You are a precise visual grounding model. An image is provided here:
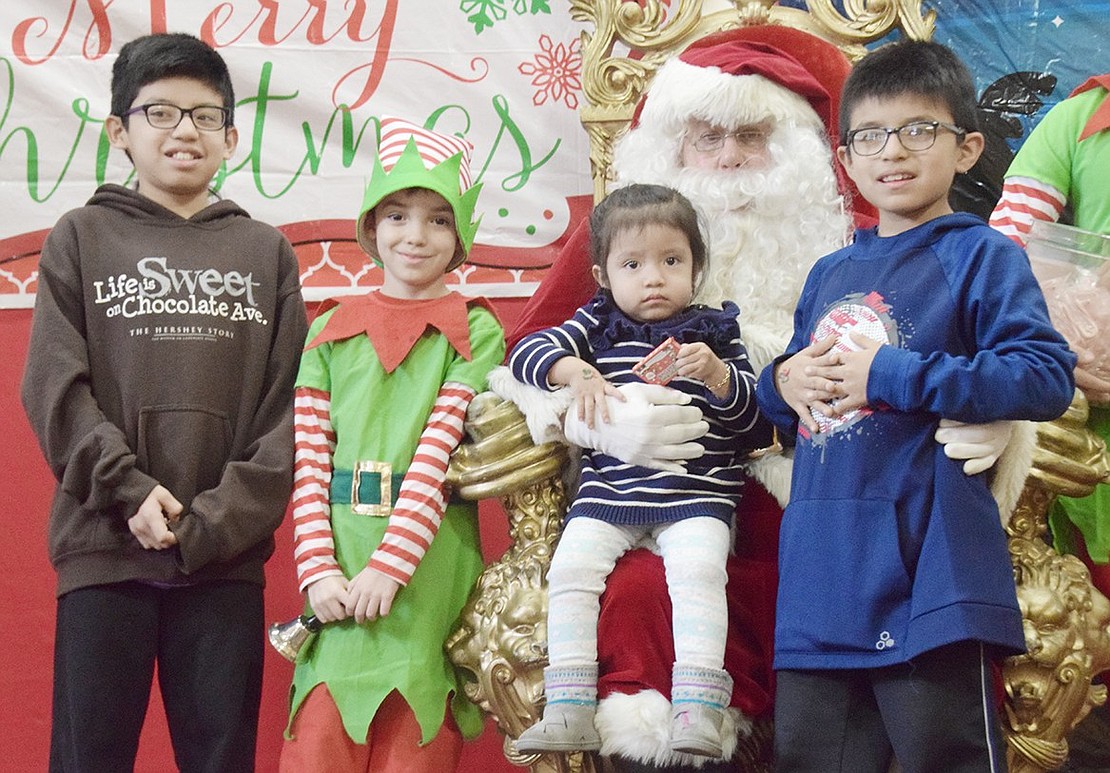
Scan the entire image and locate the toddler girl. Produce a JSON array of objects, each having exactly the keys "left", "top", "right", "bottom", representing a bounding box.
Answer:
[{"left": 510, "top": 183, "right": 769, "bottom": 758}]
